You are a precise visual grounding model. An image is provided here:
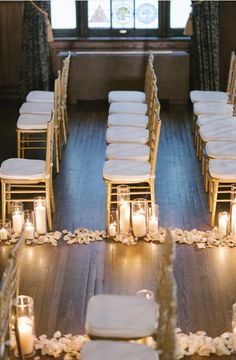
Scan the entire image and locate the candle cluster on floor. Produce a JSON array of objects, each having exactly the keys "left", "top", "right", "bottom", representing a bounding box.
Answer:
[
  {"left": 2, "top": 226, "right": 236, "bottom": 248},
  {"left": 30, "top": 329, "right": 236, "bottom": 359}
]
